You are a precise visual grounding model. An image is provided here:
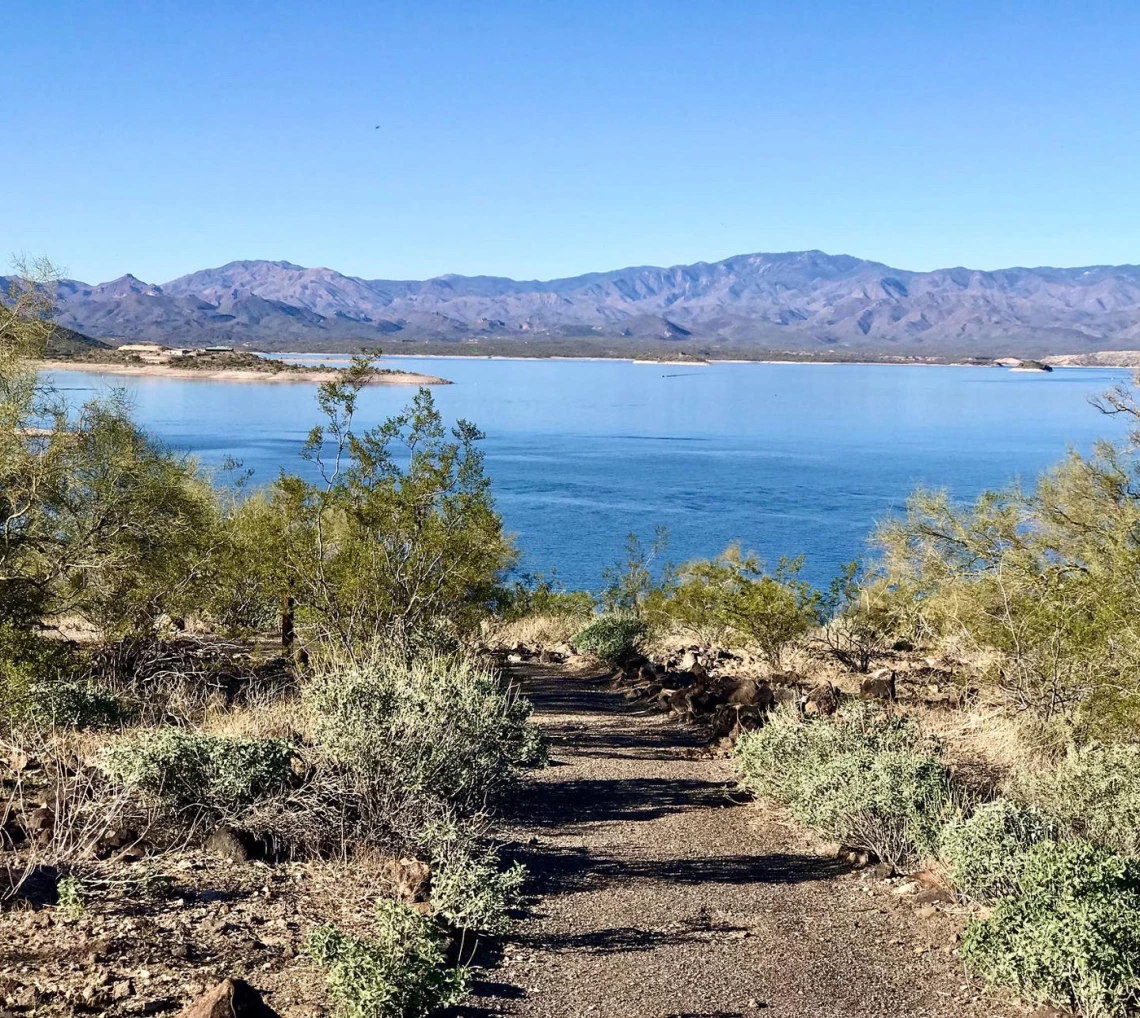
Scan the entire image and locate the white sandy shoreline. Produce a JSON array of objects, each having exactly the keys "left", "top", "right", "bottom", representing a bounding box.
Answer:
[{"left": 39, "top": 360, "right": 450, "bottom": 385}]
